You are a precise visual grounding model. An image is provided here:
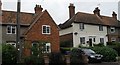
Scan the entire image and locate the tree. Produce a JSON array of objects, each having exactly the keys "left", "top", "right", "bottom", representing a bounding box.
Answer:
[{"left": 2, "top": 44, "right": 17, "bottom": 64}]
